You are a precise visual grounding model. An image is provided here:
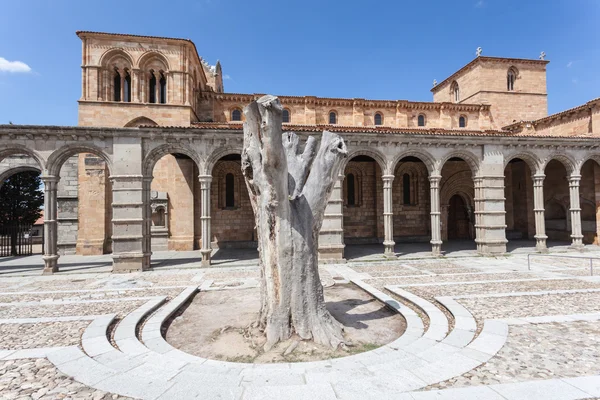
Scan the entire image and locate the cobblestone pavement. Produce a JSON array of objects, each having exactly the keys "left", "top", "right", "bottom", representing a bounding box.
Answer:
[
  {"left": 2, "top": 249, "right": 600, "bottom": 398},
  {"left": 0, "top": 358, "right": 132, "bottom": 399},
  {"left": 426, "top": 321, "right": 600, "bottom": 389}
]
